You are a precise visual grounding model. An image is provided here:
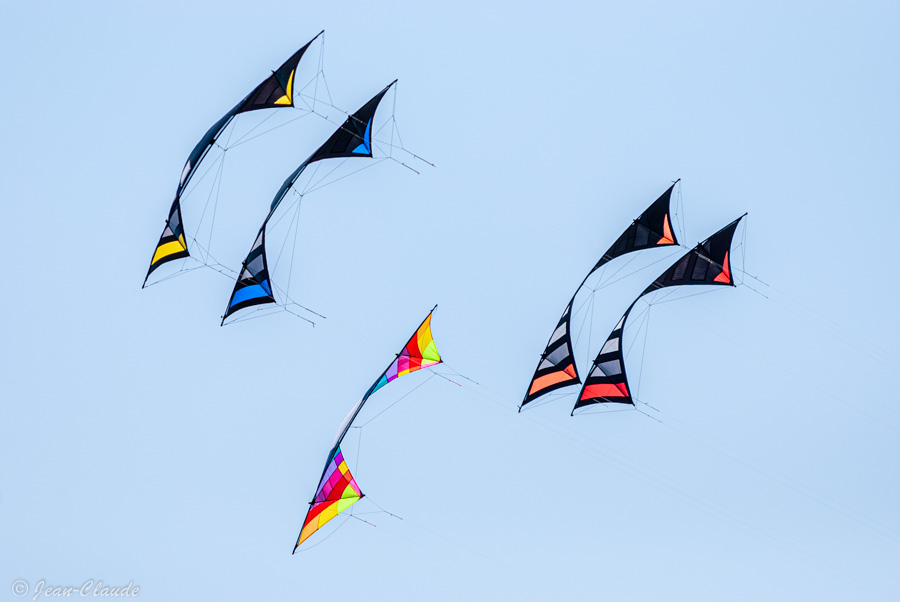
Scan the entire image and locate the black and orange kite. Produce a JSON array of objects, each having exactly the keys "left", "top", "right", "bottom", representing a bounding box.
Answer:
[{"left": 520, "top": 183, "right": 680, "bottom": 410}]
